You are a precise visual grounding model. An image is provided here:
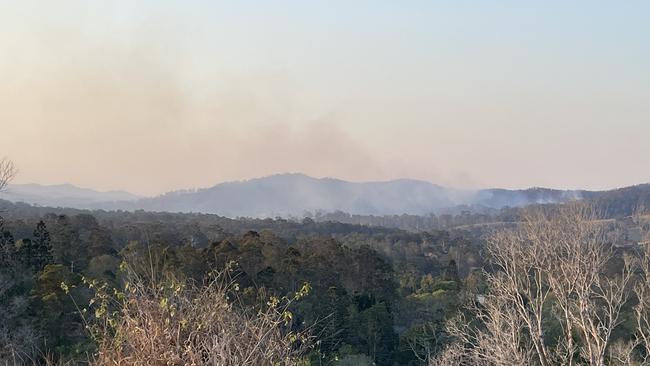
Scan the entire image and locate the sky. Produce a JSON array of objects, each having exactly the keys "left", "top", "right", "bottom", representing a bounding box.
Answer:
[{"left": 0, "top": 1, "right": 648, "bottom": 196}]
